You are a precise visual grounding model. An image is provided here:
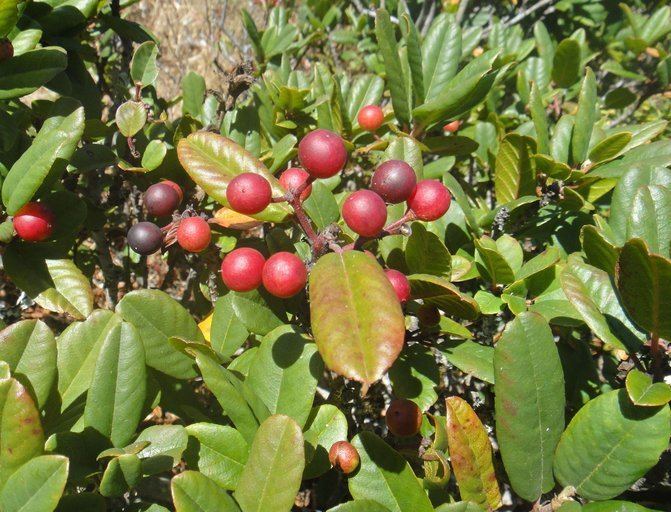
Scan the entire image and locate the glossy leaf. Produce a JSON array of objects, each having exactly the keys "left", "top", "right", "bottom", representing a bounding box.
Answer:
[
  {"left": 303, "top": 405, "right": 348, "bottom": 479},
  {"left": 116, "top": 289, "right": 204, "bottom": 379},
  {"left": 99, "top": 453, "right": 141, "bottom": 497},
  {"left": 303, "top": 181, "right": 340, "bottom": 231},
  {"left": 405, "top": 223, "right": 451, "bottom": 278},
  {"left": 440, "top": 340, "right": 494, "bottom": 384},
  {"left": 0, "top": 455, "right": 68, "bottom": 512},
  {"left": 408, "top": 274, "right": 480, "bottom": 320},
  {"left": 84, "top": 322, "right": 147, "bottom": 447},
  {"left": 554, "top": 389, "right": 671, "bottom": 500},
  {"left": 130, "top": 41, "right": 159, "bottom": 88},
  {"left": 348, "top": 432, "right": 434, "bottom": 512},
  {"left": 172, "top": 471, "right": 240, "bottom": 512},
  {"left": 346, "top": 75, "right": 385, "bottom": 123},
  {"left": 384, "top": 136, "right": 423, "bottom": 177},
  {"left": 0, "top": 47, "right": 67, "bottom": 99},
  {"left": 494, "top": 134, "right": 536, "bottom": 205},
  {"left": 0, "top": 0, "right": 18, "bottom": 37},
  {"left": 494, "top": 312, "right": 564, "bottom": 502},
  {"left": 136, "top": 424, "right": 188, "bottom": 474},
  {"left": 328, "top": 501, "right": 391, "bottom": 512},
  {"left": 552, "top": 39, "right": 581, "bottom": 87},
  {"left": 389, "top": 344, "right": 440, "bottom": 411},
  {"left": 210, "top": 294, "right": 249, "bottom": 359},
  {"left": 625, "top": 369, "right": 671, "bottom": 407},
  {"left": 116, "top": 101, "right": 147, "bottom": 137},
  {"left": 234, "top": 415, "right": 305, "bottom": 512},
  {"left": 588, "top": 132, "right": 632, "bottom": 165},
  {"left": 422, "top": 14, "right": 461, "bottom": 102},
  {"left": 309, "top": 251, "right": 405, "bottom": 387},
  {"left": 625, "top": 185, "right": 671, "bottom": 257},
  {"left": 581, "top": 225, "right": 618, "bottom": 275},
  {"left": 0, "top": 319, "right": 56, "bottom": 409},
  {"left": 529, "top": 82, "right": 549, "bottom": 154},
  {"left": 571, "top": 68, "right": 598, "bottom": 164},
  {"left": 445, "top": 397, "right": 501, "bottom": 510},
  {"left": 177, "top": 132, "right": 291, "bottom": 222}
]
